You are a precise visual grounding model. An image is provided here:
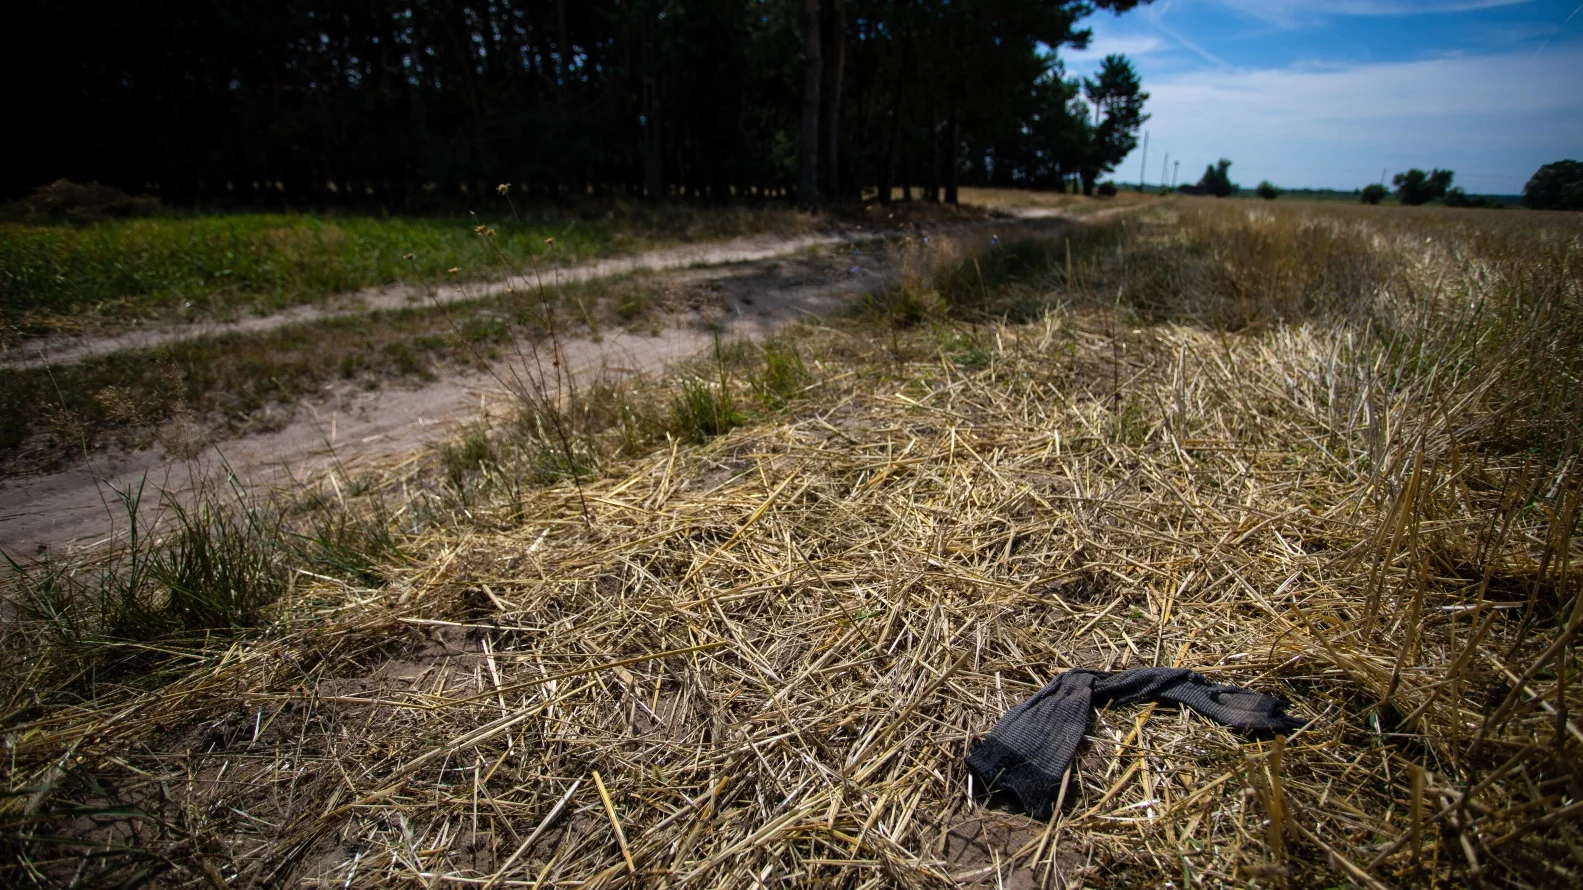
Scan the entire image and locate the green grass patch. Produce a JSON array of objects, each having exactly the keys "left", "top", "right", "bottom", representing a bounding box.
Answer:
[
  {"left": 750, "top": 340, "right": 810, "bottom": 408},
  {"left": 671, "top": 377, "right": 742, "bottom": 442},
  {"left": 0, "top": 213, "right": 625, "bottom": 339},
  {"left": 0, "top": 269, "right": 706, "bottom": 468},
  {"left": 0, "top": 200, "right": 809, "bottom": 344},
  {"left": 0, "top": 301, "right": 521, "bottom": 465}
]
